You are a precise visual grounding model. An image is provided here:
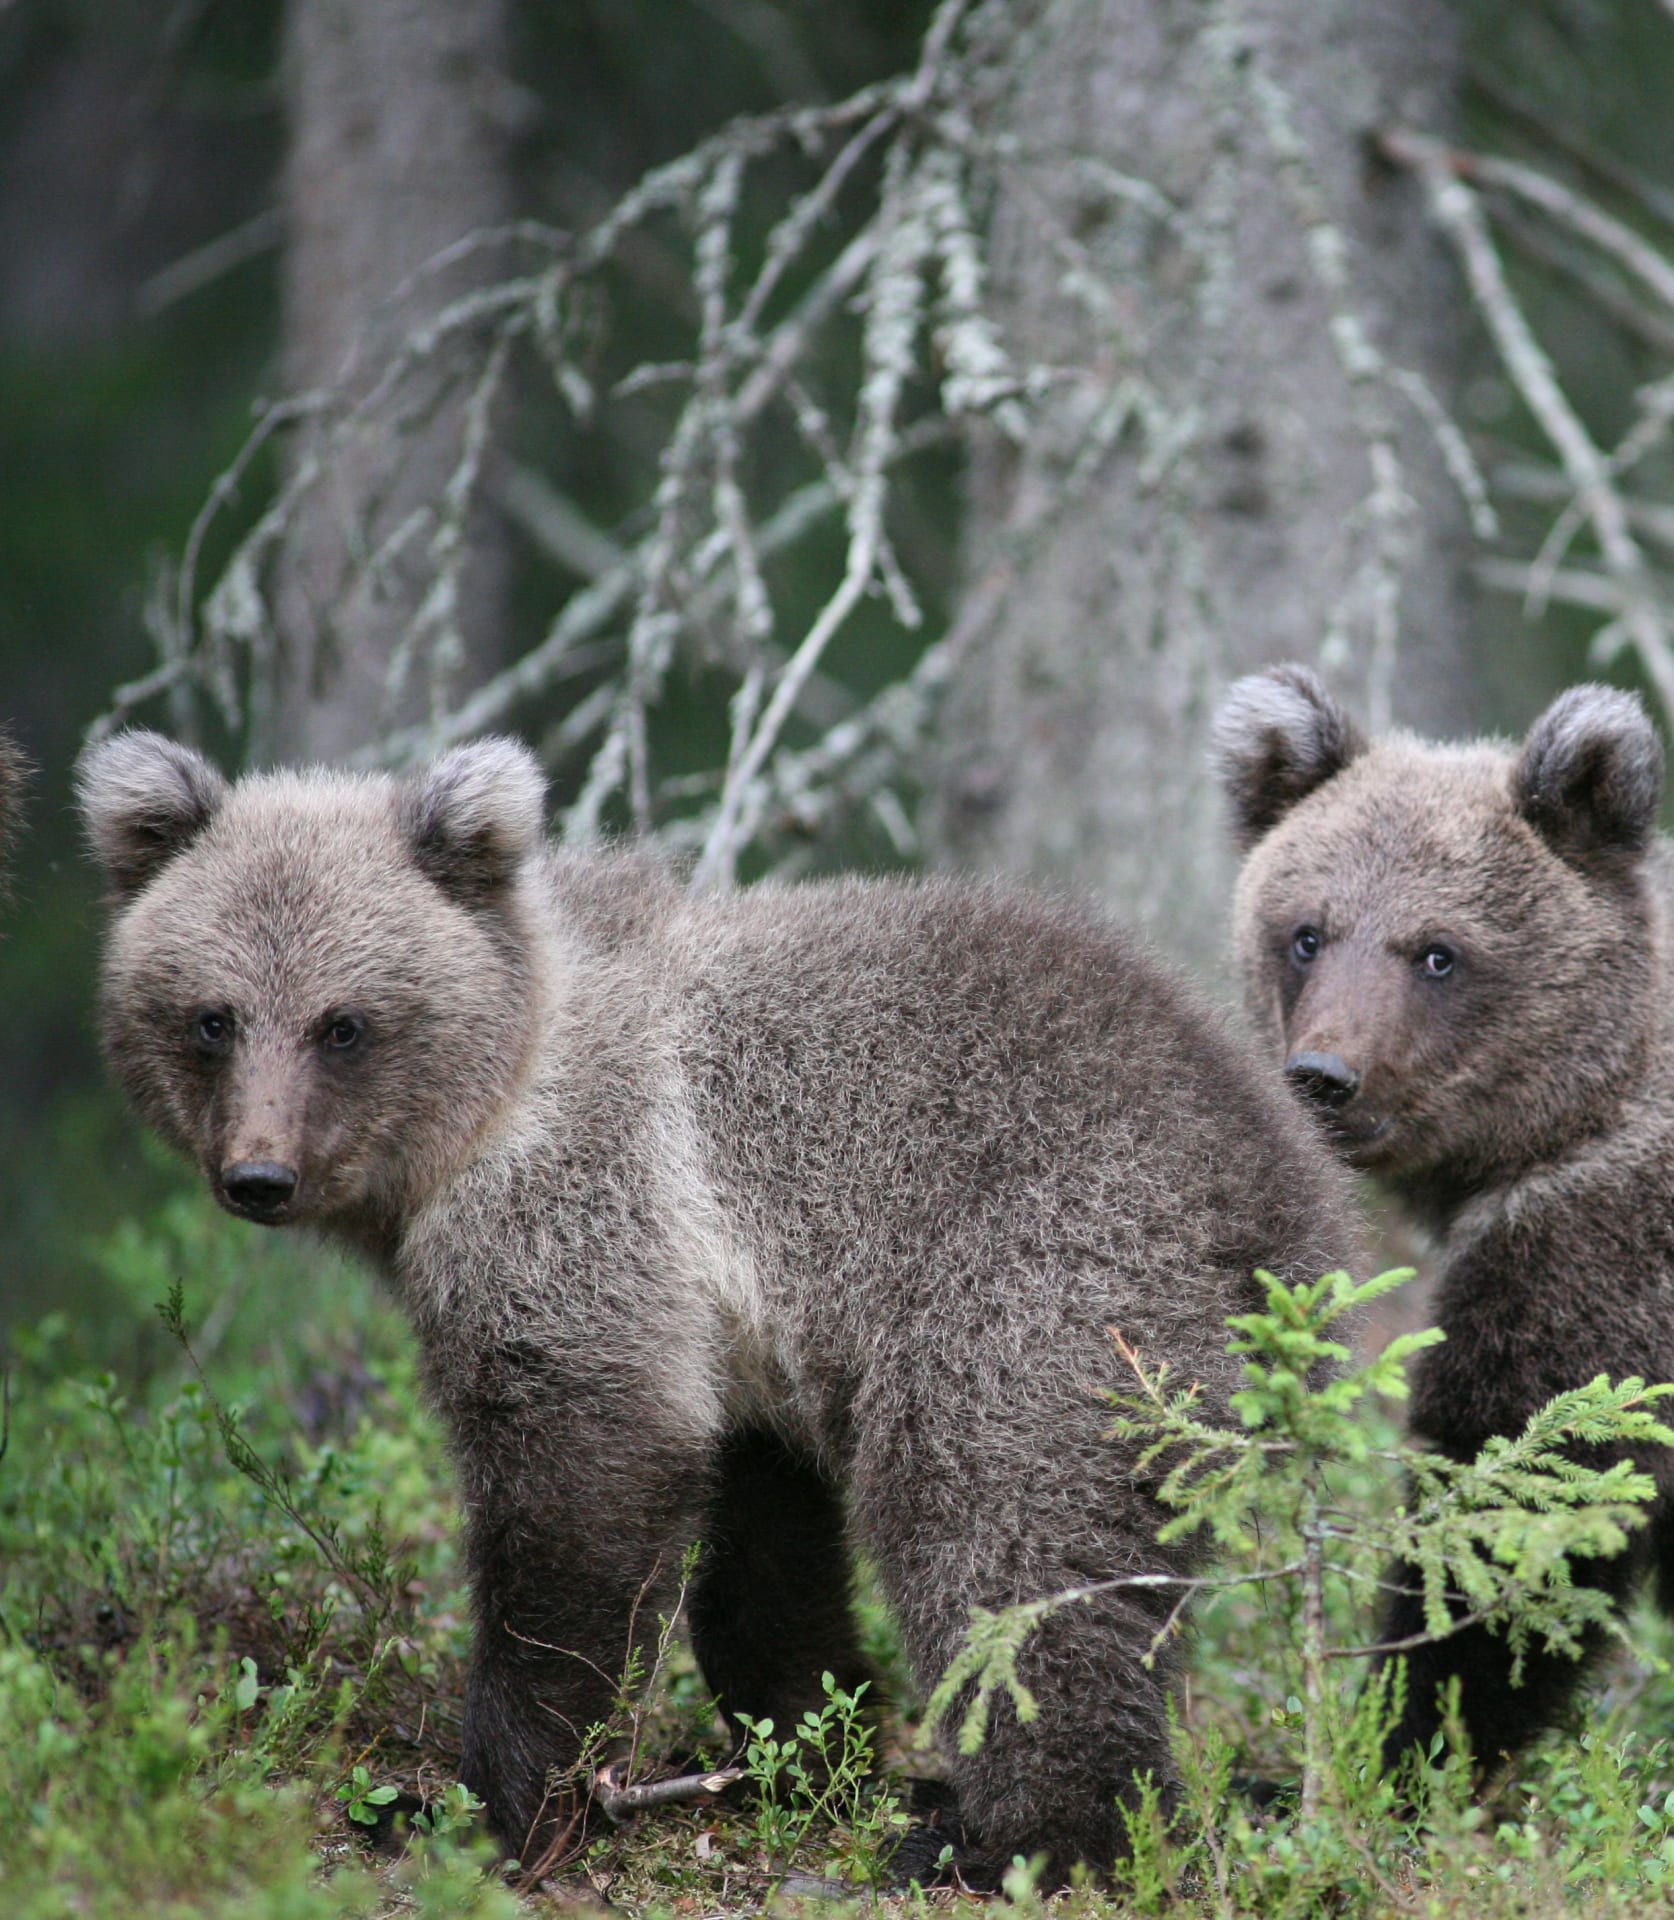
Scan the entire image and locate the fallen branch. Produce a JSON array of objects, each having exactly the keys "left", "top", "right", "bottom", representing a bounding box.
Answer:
[{"left": 592, "top": 1762, "right": 745, "bottom": 1824}]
